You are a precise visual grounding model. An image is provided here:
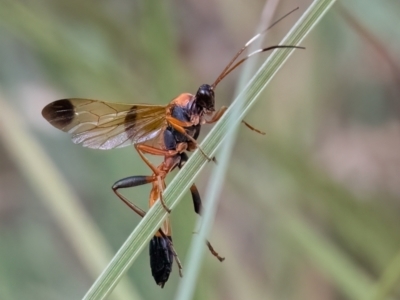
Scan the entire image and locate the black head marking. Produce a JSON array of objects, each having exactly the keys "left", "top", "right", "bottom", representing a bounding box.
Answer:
[{"left": 195, "top": 84, "right": 215, "bottom": 111}]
